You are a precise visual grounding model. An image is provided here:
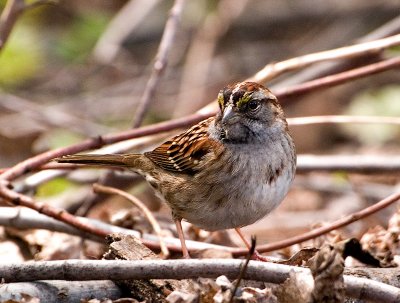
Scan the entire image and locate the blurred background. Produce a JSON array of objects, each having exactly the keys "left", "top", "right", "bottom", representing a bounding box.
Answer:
[{"left": 1, "top": 0, "right": 400, "bottom": 260}]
